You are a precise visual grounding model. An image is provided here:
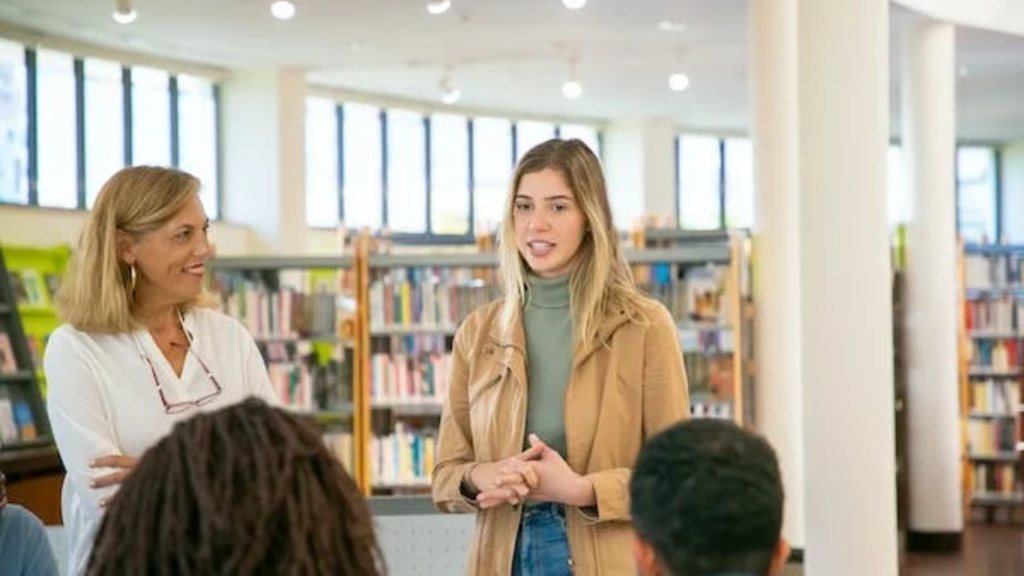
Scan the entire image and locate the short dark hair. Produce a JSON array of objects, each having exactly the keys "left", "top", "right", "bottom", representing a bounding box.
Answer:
[
  {"left": 85, "top": 398, "right": 386, "bottom": 576},
  {"left": 630, "top": 419, "right": 785, "bottom": 576}
]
